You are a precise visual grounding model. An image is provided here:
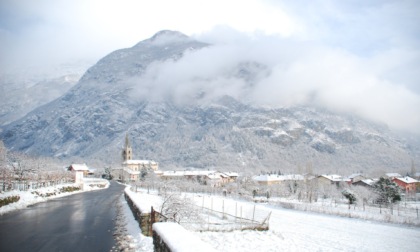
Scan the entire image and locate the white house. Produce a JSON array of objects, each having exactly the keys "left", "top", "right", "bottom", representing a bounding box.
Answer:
[
  {"left": 317, "top": 174, "right": 350, "bottom": 186},
  {"left": 253, "top": 174, "right": 305, "bottom": 185},
  {"left": 68, "top": 163, "right": 89, "bottom": 183},
  {"left": 159, "top": 170, "right": 238, "bottom": 187}
]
